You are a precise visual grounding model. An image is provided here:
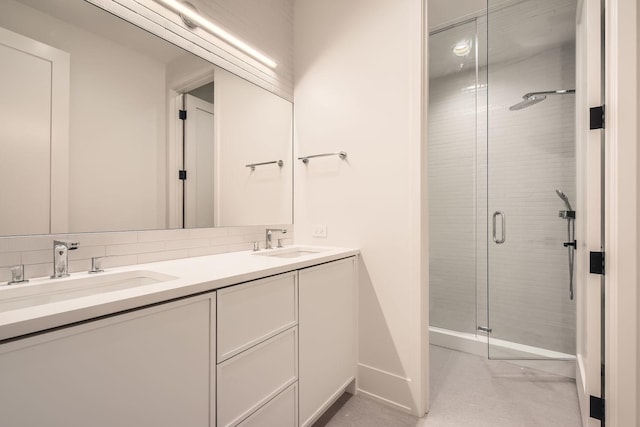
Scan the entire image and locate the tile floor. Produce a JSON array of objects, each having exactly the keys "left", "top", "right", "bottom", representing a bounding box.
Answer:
[{"left": 314, "top": 345, "right": 582, "bottom": 427}]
